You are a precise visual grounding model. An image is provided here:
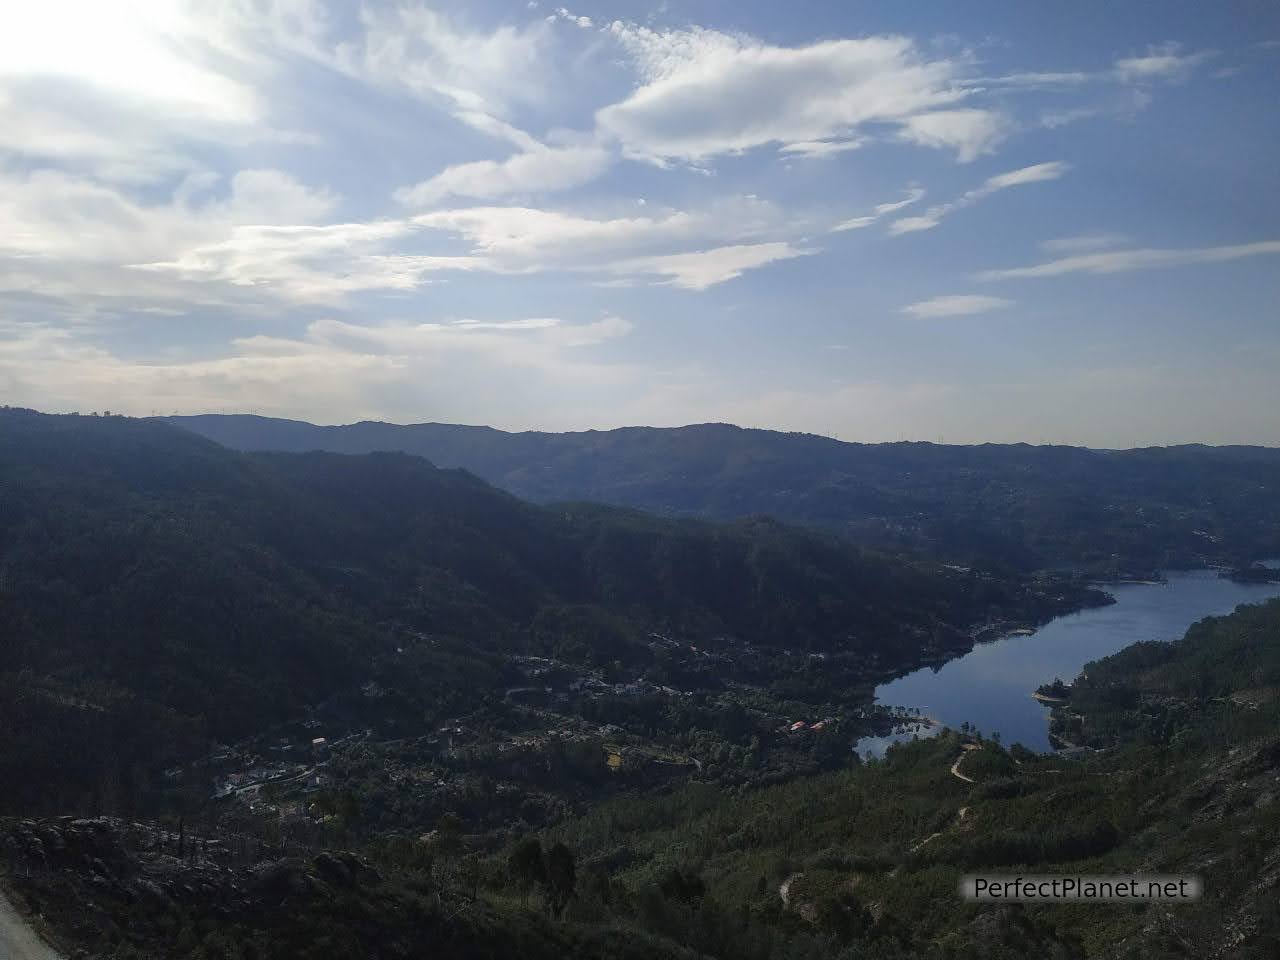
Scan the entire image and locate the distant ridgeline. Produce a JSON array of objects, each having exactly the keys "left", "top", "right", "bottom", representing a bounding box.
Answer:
[
  {"left": 169, "top": 414, "right": 1280, "bottom": 577},
  {"left": 0, "top": 408, "right": 1087, "bottom": 816}
]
